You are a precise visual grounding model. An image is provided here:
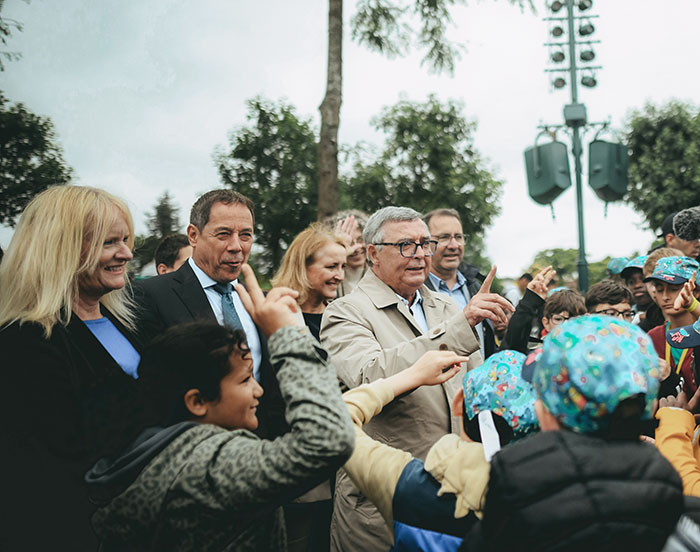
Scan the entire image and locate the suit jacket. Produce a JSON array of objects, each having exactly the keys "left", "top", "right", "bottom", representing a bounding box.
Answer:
[
  {"left": 320, "top": 269, "right": 482, "bottom": 551},
  {"left": 0, "top": 307, "right": 141, "bottom": 551},
  {"left": 423, "top": 261, "right": 498, "bottom": 359},
  {"left": 134, "top": 261, "right": 285, "bottom": 438}
]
